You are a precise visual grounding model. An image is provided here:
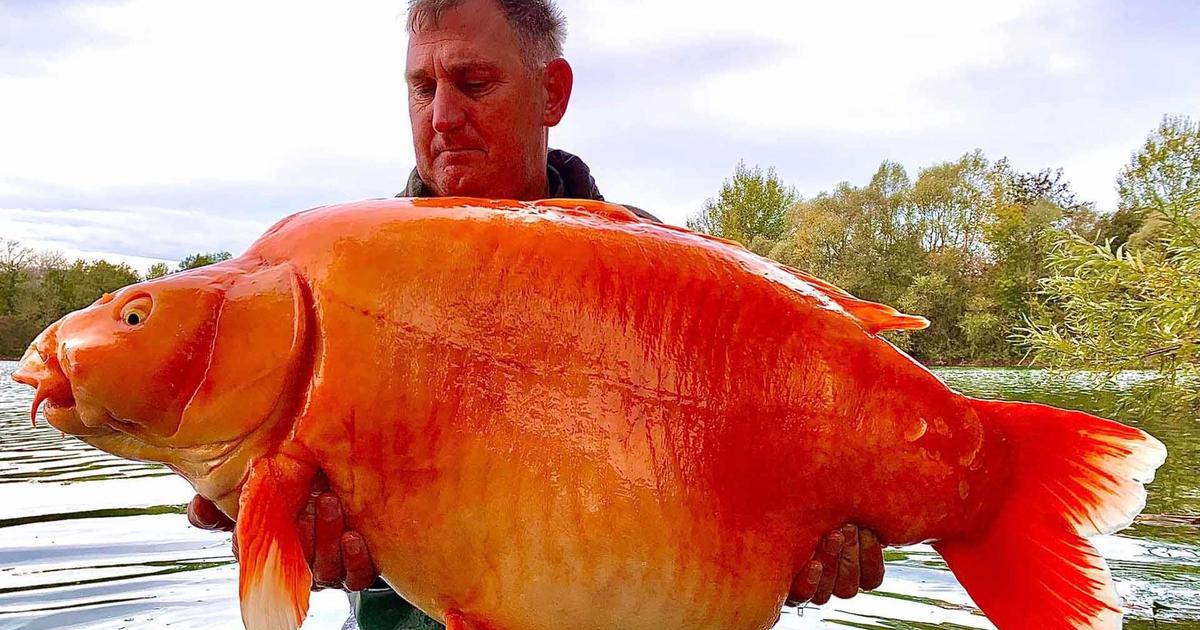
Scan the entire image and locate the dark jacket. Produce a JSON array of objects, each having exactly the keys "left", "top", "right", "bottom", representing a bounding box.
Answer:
[{"left": 398, "top": 148, "right": 661, "bottom": 223}]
